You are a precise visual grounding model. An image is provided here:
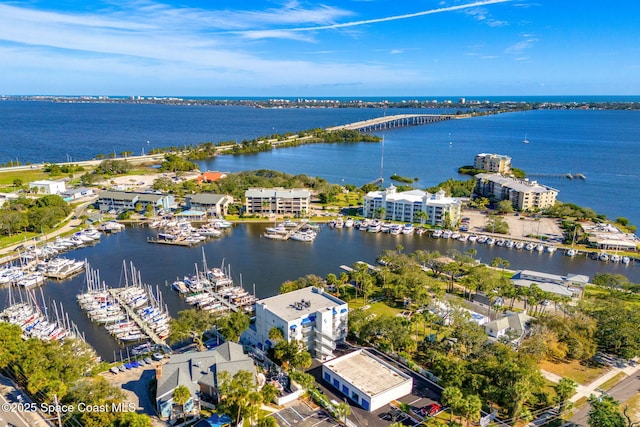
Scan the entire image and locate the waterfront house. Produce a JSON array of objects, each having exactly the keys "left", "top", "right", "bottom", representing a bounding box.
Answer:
[
  {"left": 185, "top": 193, "right": 233, "bottom": 217},
  {"left": 194, "top": 171, "right": 227, "bottom": 184},
  {"left": 484, "top": 311, "right": 533, "bottom": 344},
  {"left": 61, "top": 187, "right": 94, "bottom": 201},
  {"left": 511, "top": 270, "right": 588, "bottom": 298},
  {"left": 474, "top": 153, "right": 512, "bottom": 174},
  {"left": 245, "top": 188, "right": 310, "bottom": 216},
  {"left": 474, "top": 173, "right": 558, "bottom": 211},
  {"left": 581, "top": 223, "right": 639, "bottom": 252},
  {"left": 29, "top": 179, "right": 66, "bottom": 195},
  {"left": 322, "top": 349, "right": 413, "bottom": 412},
  {"left": 97, "top": 190, "right": 175, "bottom": 214},
  {"left": 362, "top": 185, "right": 462, "bottom": 227},
  {"left": 252, "top": 286, "right": 348, "bottom": 360},
  {"left": 155, "top": 341, "right": 255, "bottom": 419}
]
